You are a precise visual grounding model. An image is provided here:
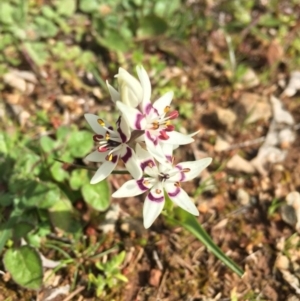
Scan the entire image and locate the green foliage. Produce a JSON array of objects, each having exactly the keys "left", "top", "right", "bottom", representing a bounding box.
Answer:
[
  {"left": 82, "top": 180, "right": 110, "bottom": 211},
  {"left": 0, "top": 0, "right": 201, "bottom": 85},
  {"left": 3, "top": 245, "right": 43, "bottom": 290},
  {"left": 0, "top": 124, "right": 110, "bottom": 289},
  {"left": 166, "top": 207, "right": 244, "bottom": 277},
  {"left": 89, "top": 251, "right": 128, "bottom": 297}
]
